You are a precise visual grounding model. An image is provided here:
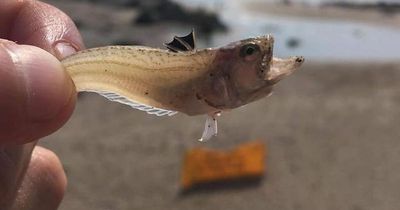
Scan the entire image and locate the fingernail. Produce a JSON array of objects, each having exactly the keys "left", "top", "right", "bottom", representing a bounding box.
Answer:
[
  {"left": 53, "top": 40, "right": 78, "bottom": 59},
  {"left": 0, "top": 39, "right": 16, "bottom": 45}
]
